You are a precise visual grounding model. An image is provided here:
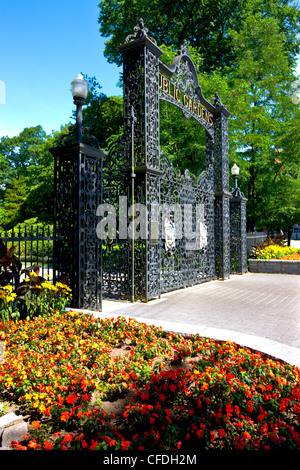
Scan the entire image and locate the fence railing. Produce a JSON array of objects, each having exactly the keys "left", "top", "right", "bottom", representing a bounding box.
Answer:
[{"left": 0, "top": 224, "right": 60, "bottom": 279}]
